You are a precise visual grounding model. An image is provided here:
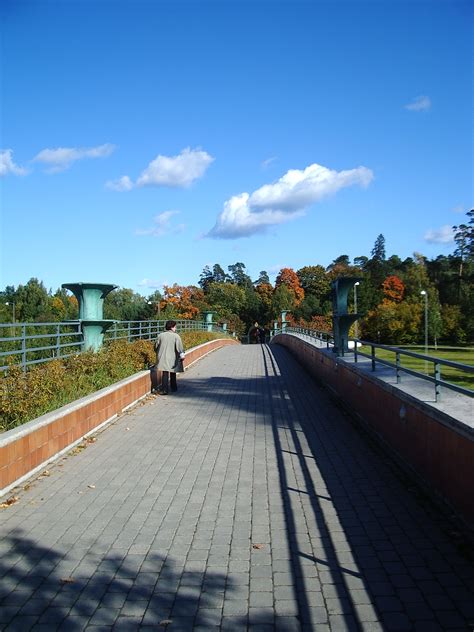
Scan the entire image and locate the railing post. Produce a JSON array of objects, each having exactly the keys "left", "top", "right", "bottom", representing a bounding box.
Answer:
[
  {"left": 56, "top": 323, "right": 61, "bottom": 359},
  {"left": 396, "top": 351, "right": 401, "bottom": 383},
  {"left": 371, "top": 345, "right": 376, "bottom": 372},
  {"left": 128, "top": 322, "right": 131, "bottom": 342},
  {"left": 354, "top": 339, "right": 358, "bottom": 363},
  {"left": 435, "top": 362, "right": 441, "bottom": 402},
  {"left": 22, "top": 324, "right": 27, "bottom": 372}
]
